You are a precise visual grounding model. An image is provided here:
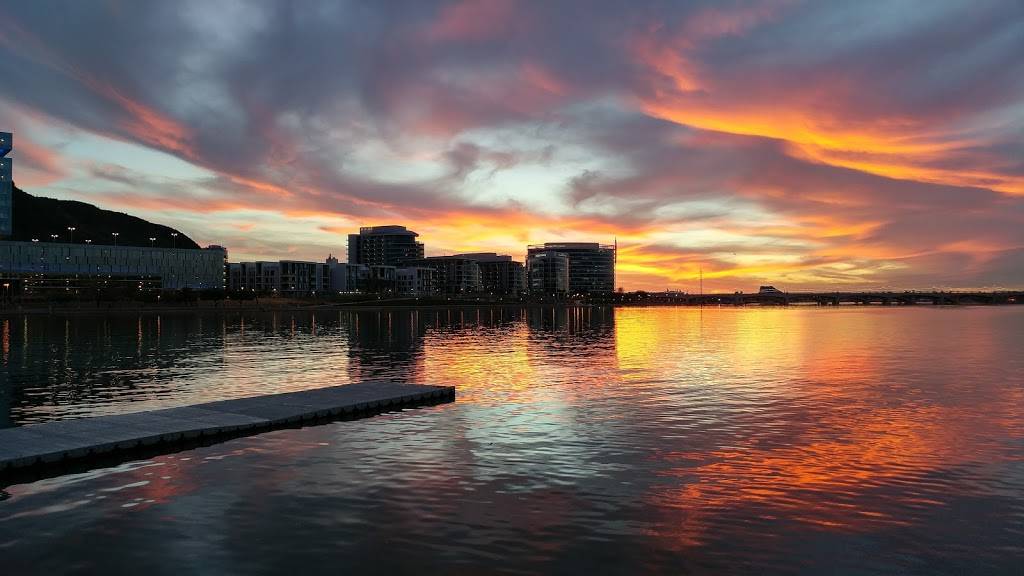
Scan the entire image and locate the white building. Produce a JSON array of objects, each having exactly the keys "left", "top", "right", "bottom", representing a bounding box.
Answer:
[
  {"left": 229, "top": 260, "right": 330, "bottom": 296},
  {"left": 397, "top": 267, "right": 436, "bottom": 296}
]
